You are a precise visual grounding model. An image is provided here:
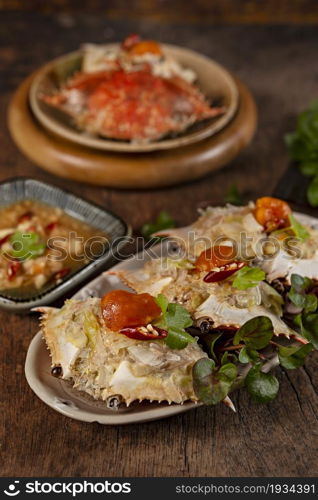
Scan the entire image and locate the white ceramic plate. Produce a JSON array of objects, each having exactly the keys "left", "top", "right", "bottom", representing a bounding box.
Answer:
[
  {"left": 29, "top": 44, "right": 239, "bottom": 153},
  {"left": 25, "top": 212, "right": 316, "bottom": 424}
]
